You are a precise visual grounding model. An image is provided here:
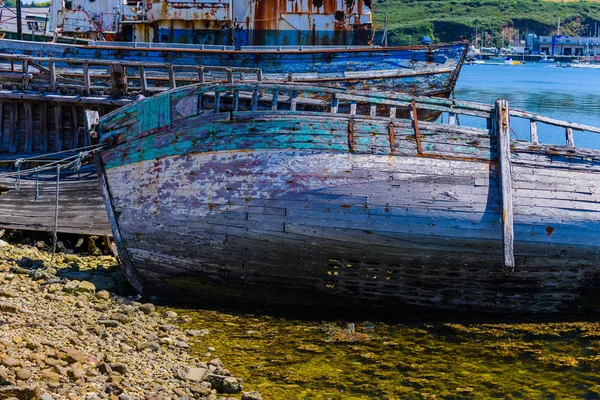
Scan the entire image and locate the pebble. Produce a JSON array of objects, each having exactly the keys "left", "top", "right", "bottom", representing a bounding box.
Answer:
[
  {"left": 1, "top": 357, "right": 21, "bottom": 368},
  {"left": 242, "top": 392, "right": 263, "bottom": 400},
  {"left": 96, "top": 290, "right": 111, "bottom": 300},
  {"left": 15, "top": 368, "right": 32, "bottom": 380},
  {"left": 0, "top": 239, "right": 255, "bottom": 399},
  {"left": 162, "top": 311, "right": 178, "bottom": 319},
  {"left": 98, "top": 319, "right": 120, "bottom": 327},
  {"left": 139, "top": 303, "right": 155, "bottom": 315},
  {"left": 77, "top": 280, "right": 96, "bottom": 293},
  {"left": 187, "top": 329, "right": 209, "bottom": 337},
  {"left": 185, "top": 367, "right": 209, "bottom": 382}
]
